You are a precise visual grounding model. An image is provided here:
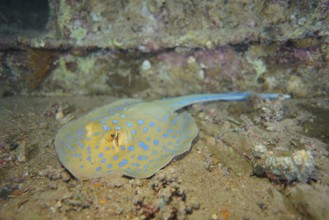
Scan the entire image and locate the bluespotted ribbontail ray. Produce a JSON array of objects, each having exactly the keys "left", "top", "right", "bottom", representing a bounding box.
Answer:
[{"left": 55, "top": 92, "right": 290, "bottom": 180}]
